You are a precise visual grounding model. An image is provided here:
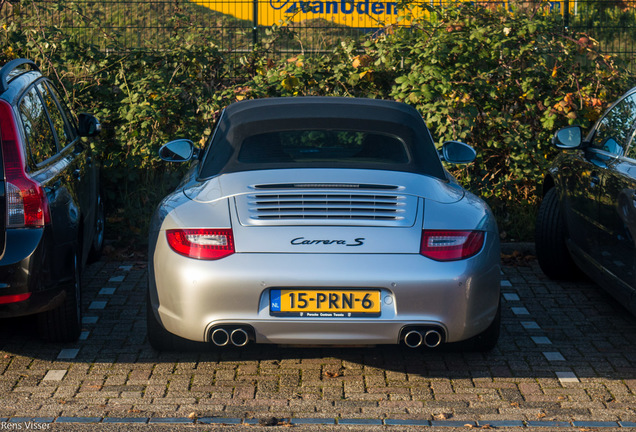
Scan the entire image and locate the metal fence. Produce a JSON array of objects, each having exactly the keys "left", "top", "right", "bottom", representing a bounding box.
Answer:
[
  {"left": 568, "top": 0, "right": 636, "bottom": 65},
  {"left": 3, "top": 0, "right": 370, "bottom": 54},
  {"left": 3, "top": 0, "right": 636, "bottom": 65}
]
